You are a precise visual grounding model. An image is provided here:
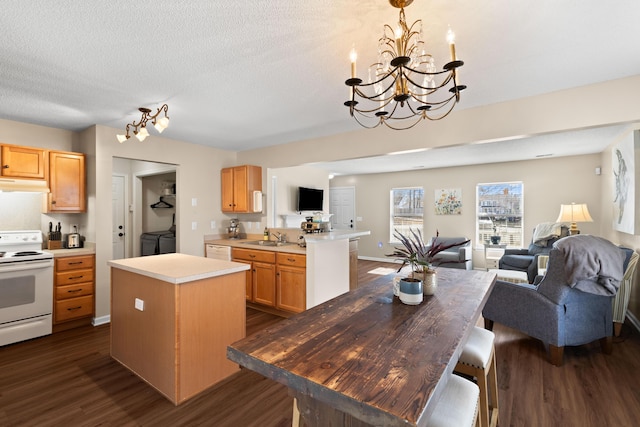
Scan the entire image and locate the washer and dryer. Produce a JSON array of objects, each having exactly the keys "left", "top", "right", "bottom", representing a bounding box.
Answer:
[{"left": 140, "top": 231, "right": 176, "bottom": 256}]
